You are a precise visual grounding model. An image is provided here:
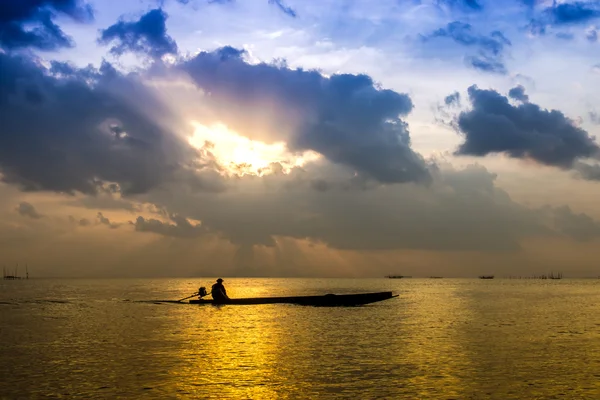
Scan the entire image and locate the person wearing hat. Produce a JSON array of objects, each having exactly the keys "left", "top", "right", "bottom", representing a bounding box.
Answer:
[{"left": 211, "top": 278, "right": 229, "bottom": 302}]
